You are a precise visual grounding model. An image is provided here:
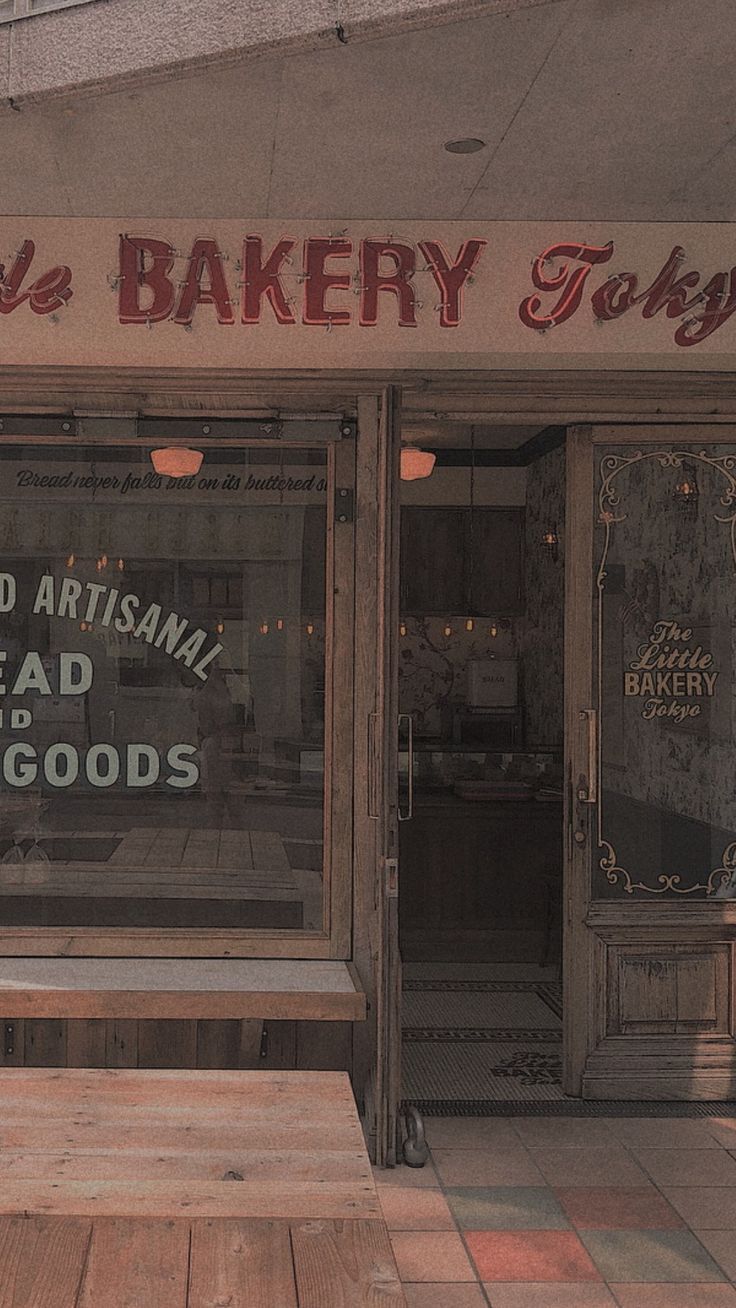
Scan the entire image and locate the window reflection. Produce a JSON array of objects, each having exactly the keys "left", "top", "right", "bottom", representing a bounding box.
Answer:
[{"left": 0, "top": 444, "right": 328, "bottom": 930}]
